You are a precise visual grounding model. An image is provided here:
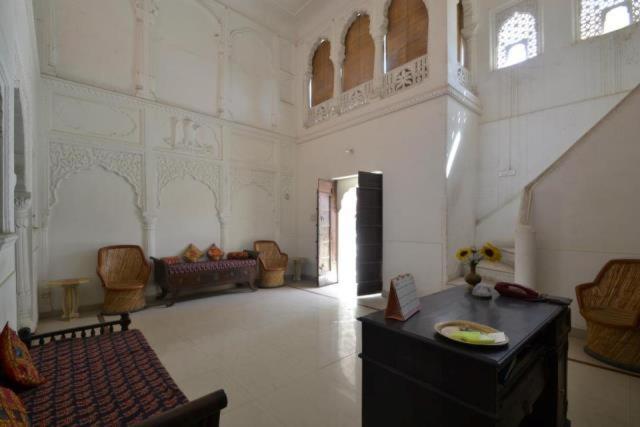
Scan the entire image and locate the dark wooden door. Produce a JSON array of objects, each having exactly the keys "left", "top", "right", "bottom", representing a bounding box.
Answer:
[
  {"left": 317, "top": 179, "right": 338, "bottom": 286},
  {"left": 356, "top": 172, "right": 383, "bottom": 296}
]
